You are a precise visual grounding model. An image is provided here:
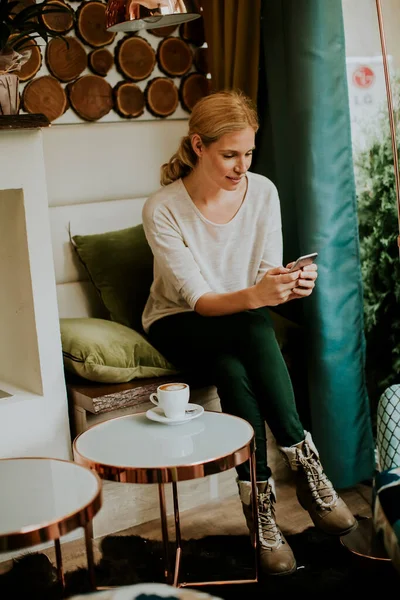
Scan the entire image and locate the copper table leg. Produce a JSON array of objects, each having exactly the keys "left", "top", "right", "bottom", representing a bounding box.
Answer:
[
  {"left": 158, "top": 481, "right": 171, "bottom": 584},
  {"left": 54, "top": 537, "right": 65, "bottom": 589},
  {"left": 249, "top": 449, "right": 259, "bottom": 581},
  {"left": 84, "top": 521, "right": 97, "bottom": 590},
  {"left": 172, "top": 481, "right": 182, "bottom": 587}
]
